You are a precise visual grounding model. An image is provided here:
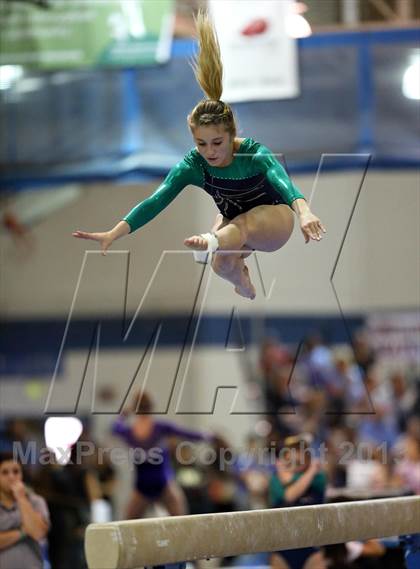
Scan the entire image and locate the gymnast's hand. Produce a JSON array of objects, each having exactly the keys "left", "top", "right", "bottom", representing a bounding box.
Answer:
[
  {"left": 73, "top": 221, "right": 131, "bottom": 255},
  {"left": 72, "top": 230, "right": 115, "bottom": 255},
  {"left": 299, "top": 211, "right": 326, "bottom": 244}
]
